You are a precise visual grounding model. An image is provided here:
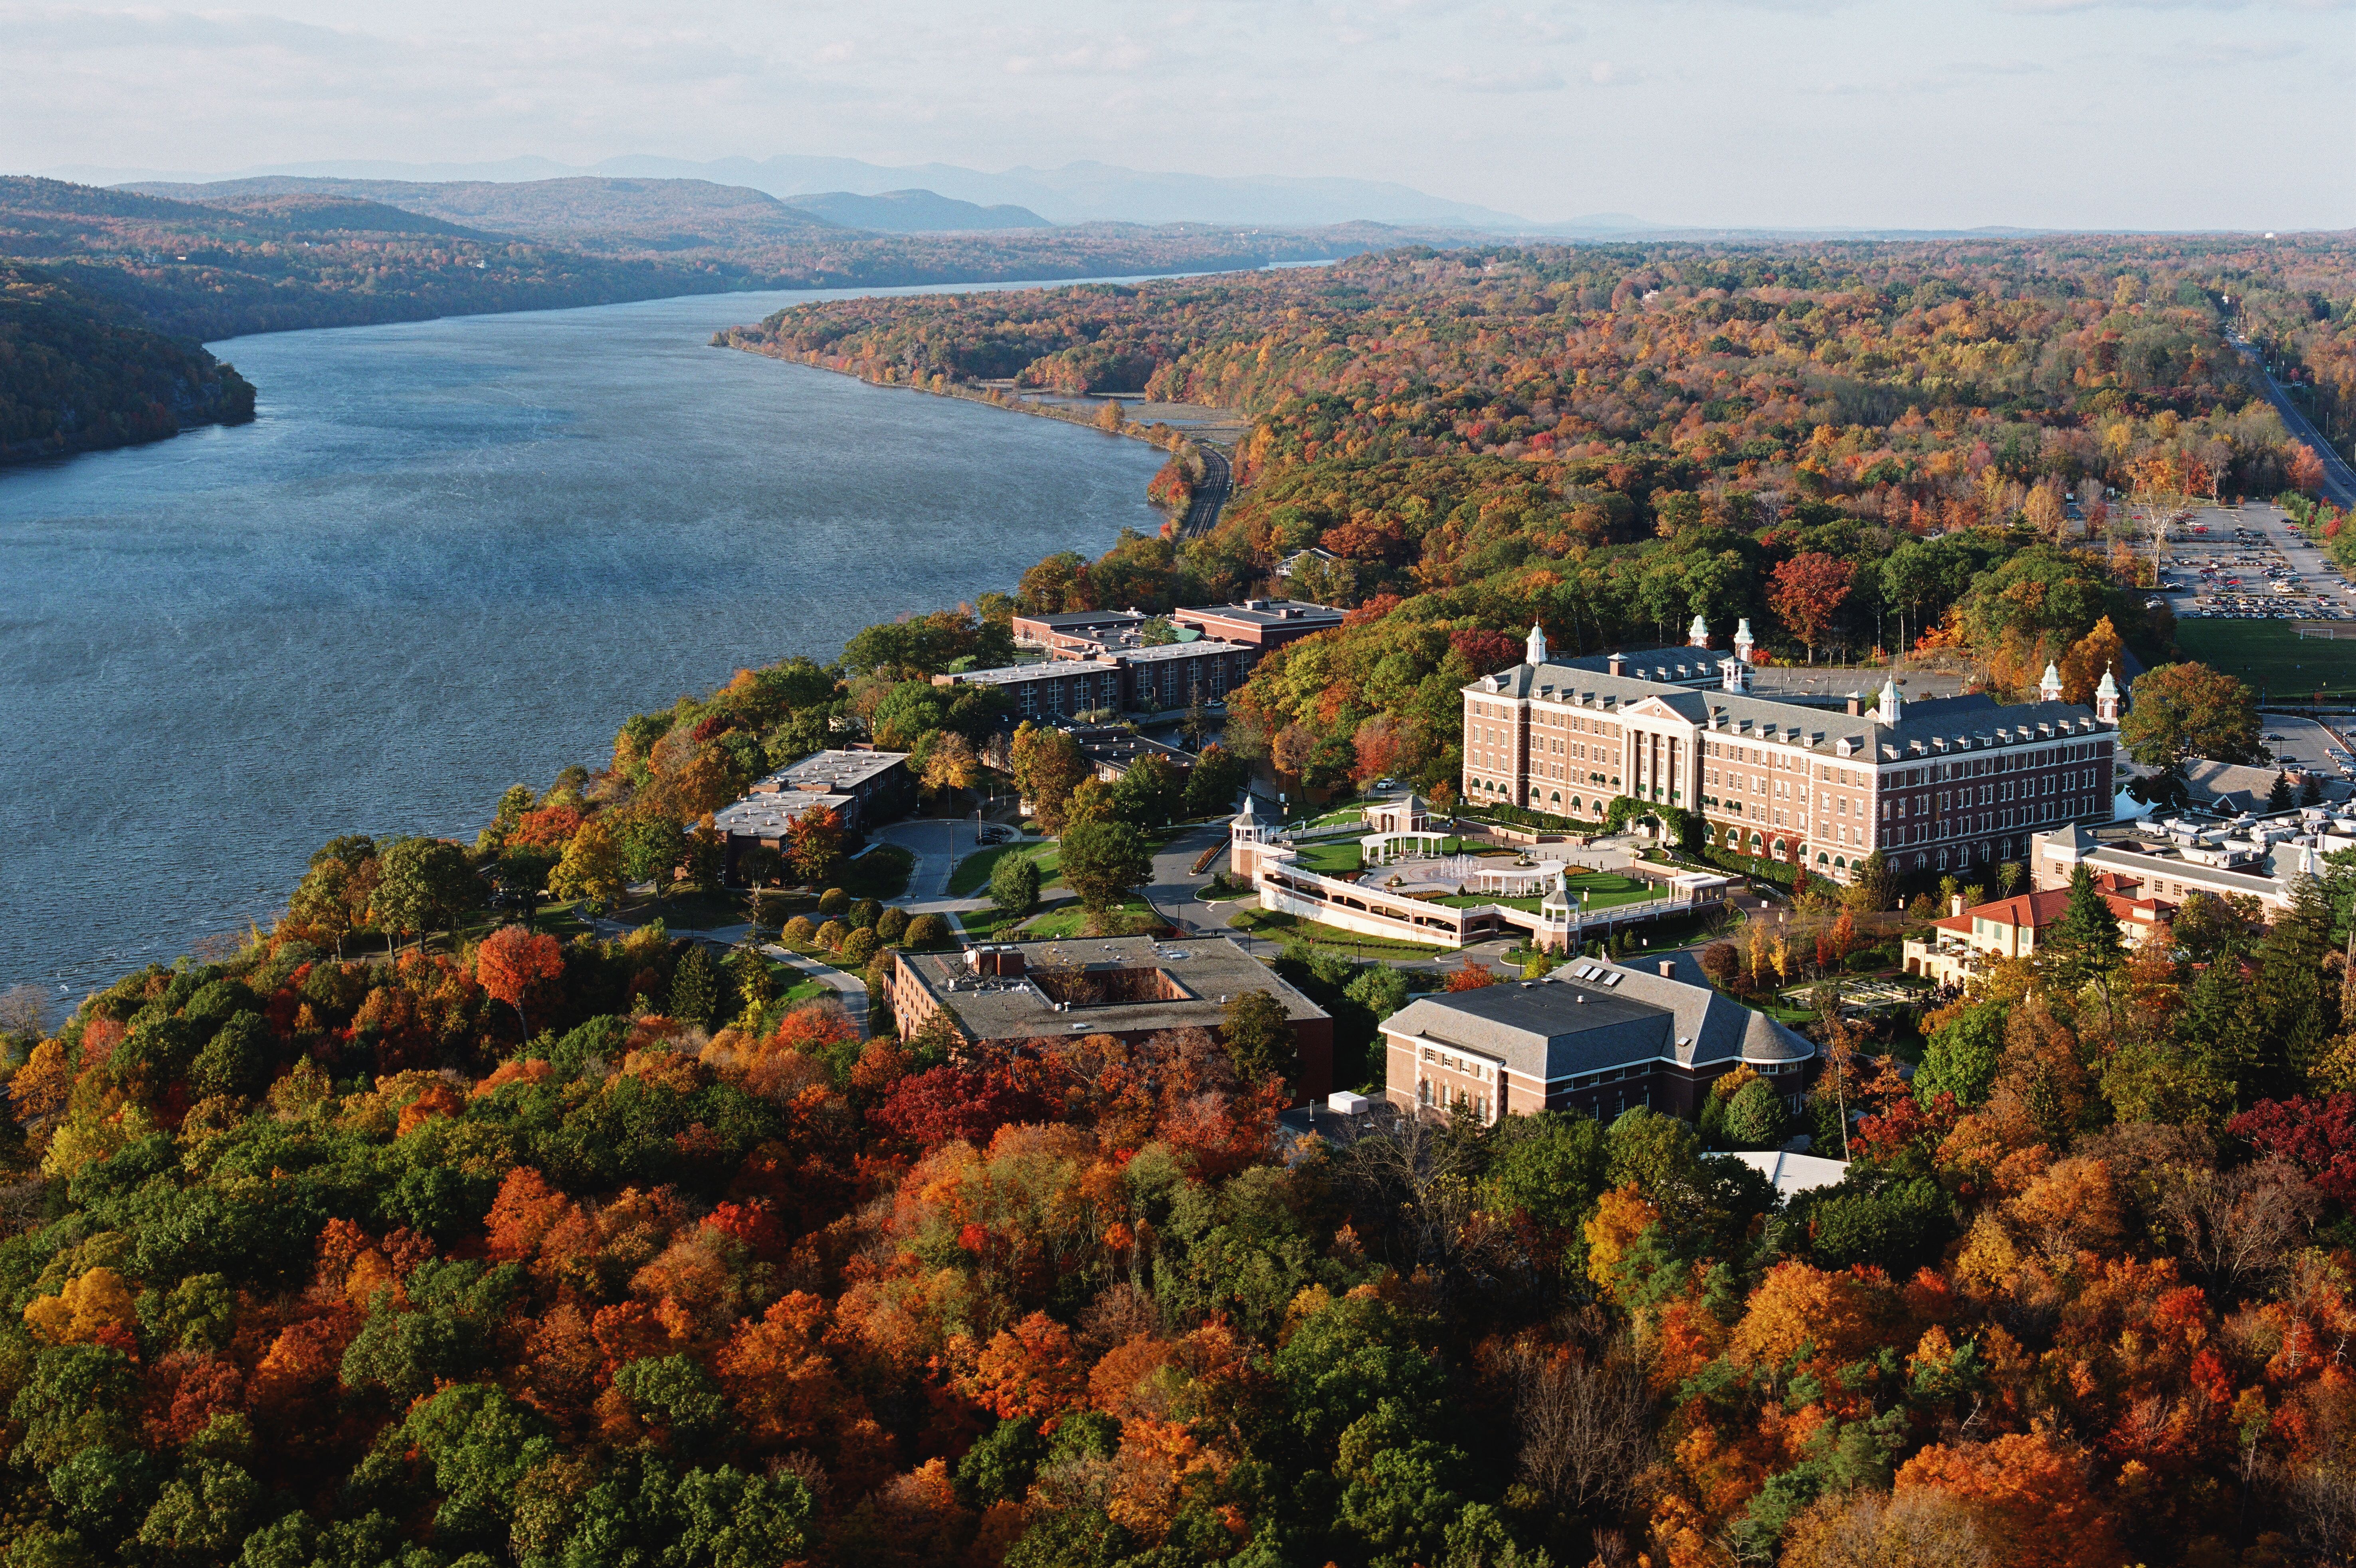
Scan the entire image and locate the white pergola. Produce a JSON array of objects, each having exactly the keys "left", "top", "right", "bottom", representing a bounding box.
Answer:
[{"left": 1360, "top": 830, "right": 1453, "bottom": 866}]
